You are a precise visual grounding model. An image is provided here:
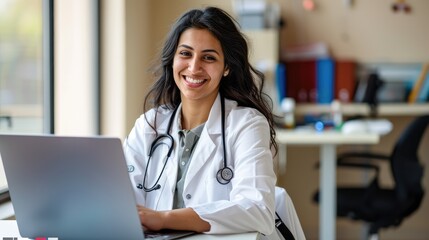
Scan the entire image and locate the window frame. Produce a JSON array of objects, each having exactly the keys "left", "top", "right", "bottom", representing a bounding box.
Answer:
[{"left": 43, "top": 0, "right": 54, "bottom": 133}]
